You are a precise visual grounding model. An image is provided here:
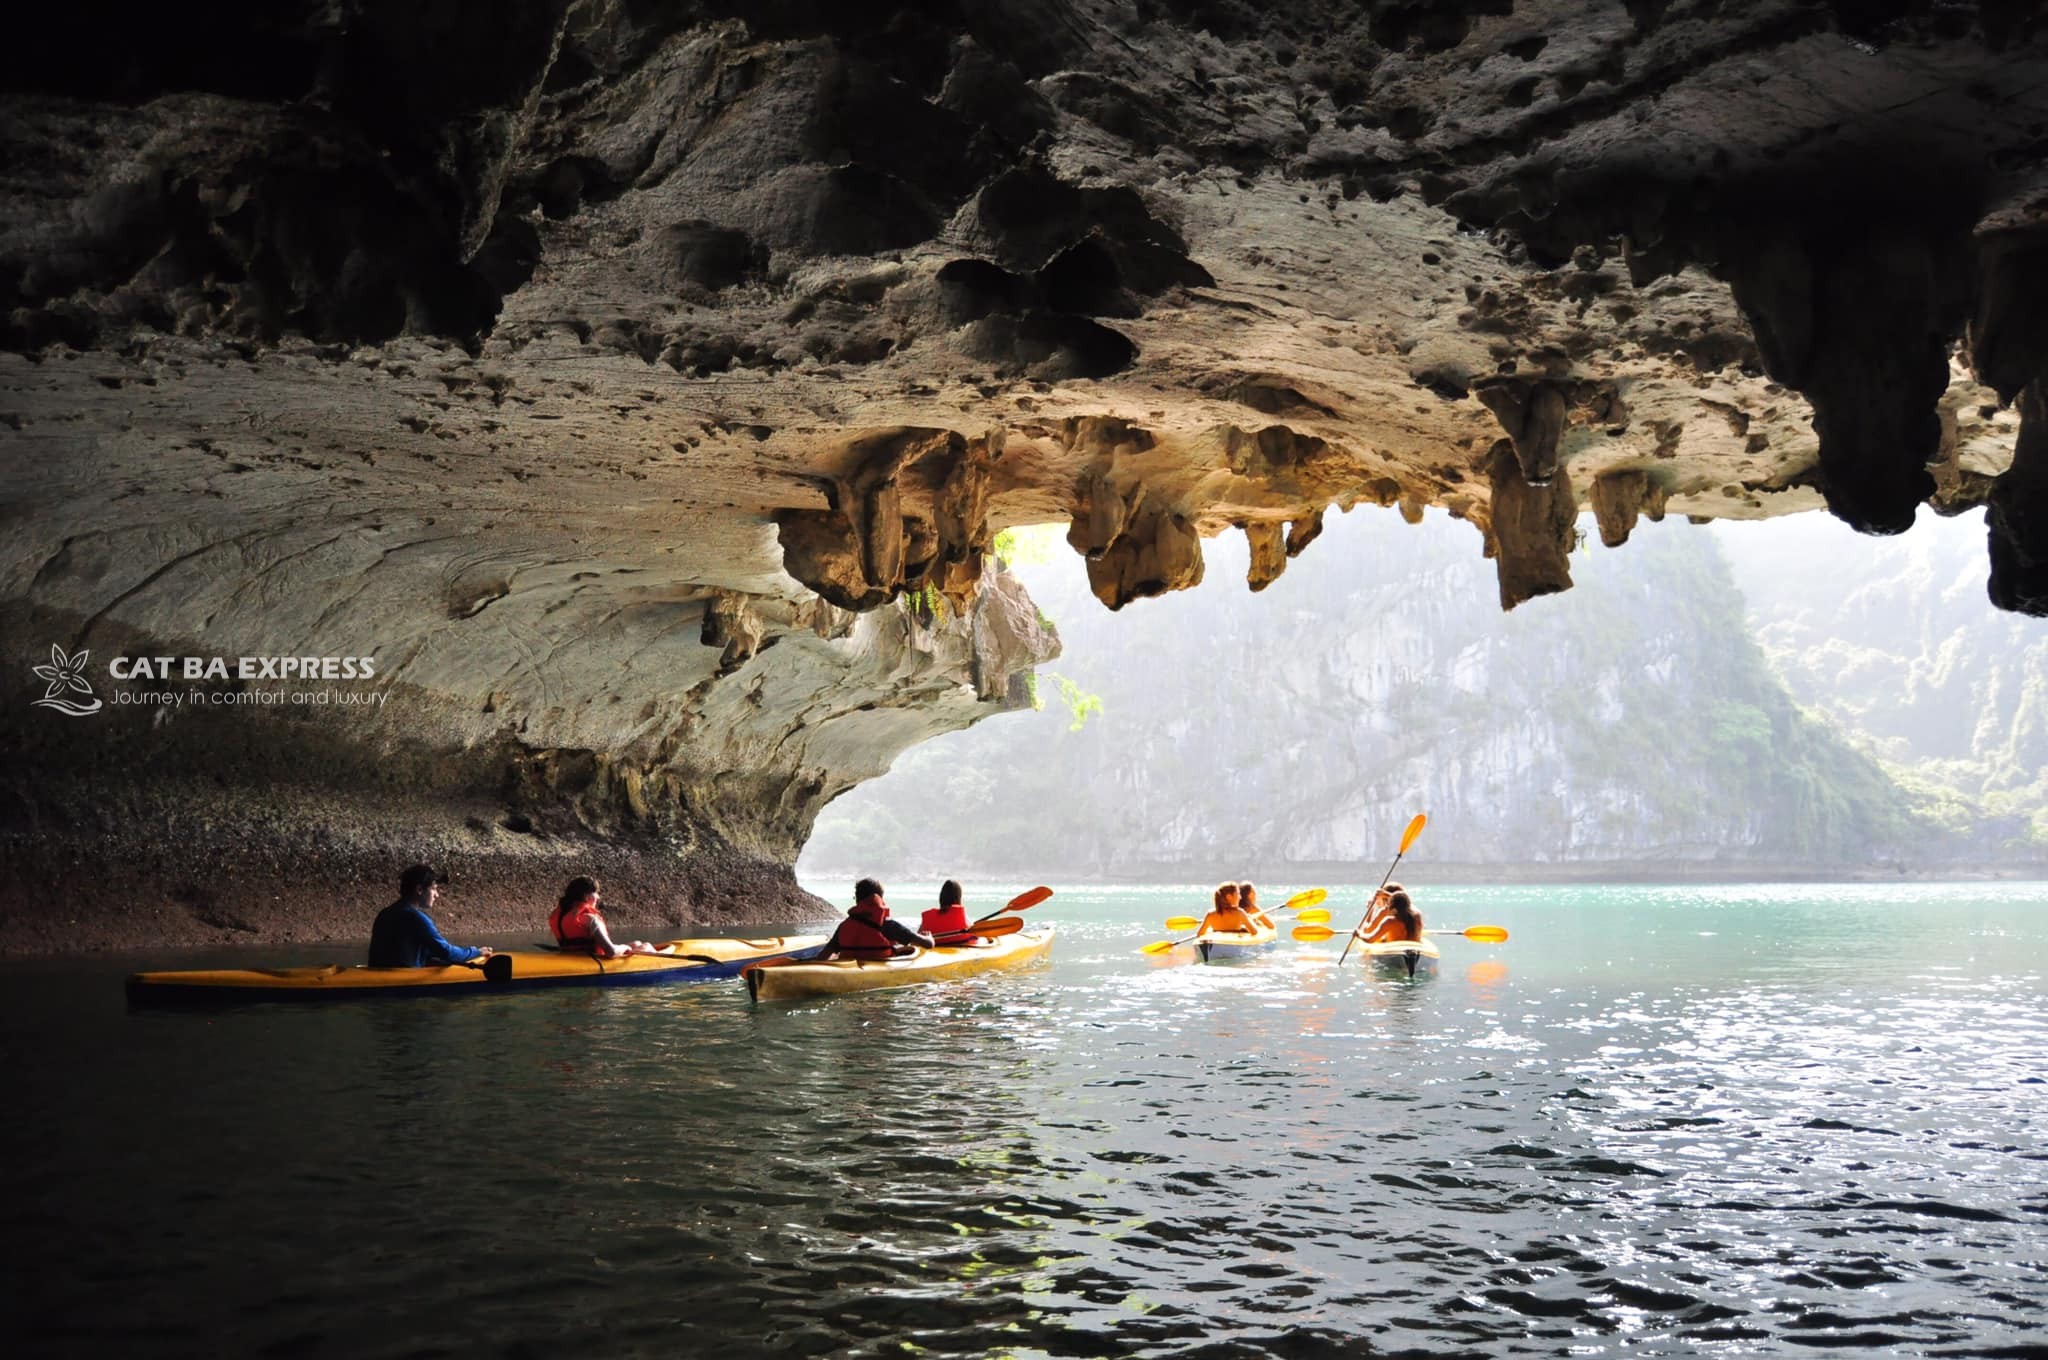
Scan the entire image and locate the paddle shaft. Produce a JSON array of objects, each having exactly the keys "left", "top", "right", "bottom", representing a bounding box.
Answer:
[
  {"left": 971, "top": 885, "right": 1054, "bottom": 926},
  {"left": 1335, "top": 858, "right": 1408, "bottom": 965},
  {"left": 1338, "top": 815, "right": 1427, "bottom": 967},
  {"left": 1295, "top": 923, "right": 1505, "bottom": 943}
]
